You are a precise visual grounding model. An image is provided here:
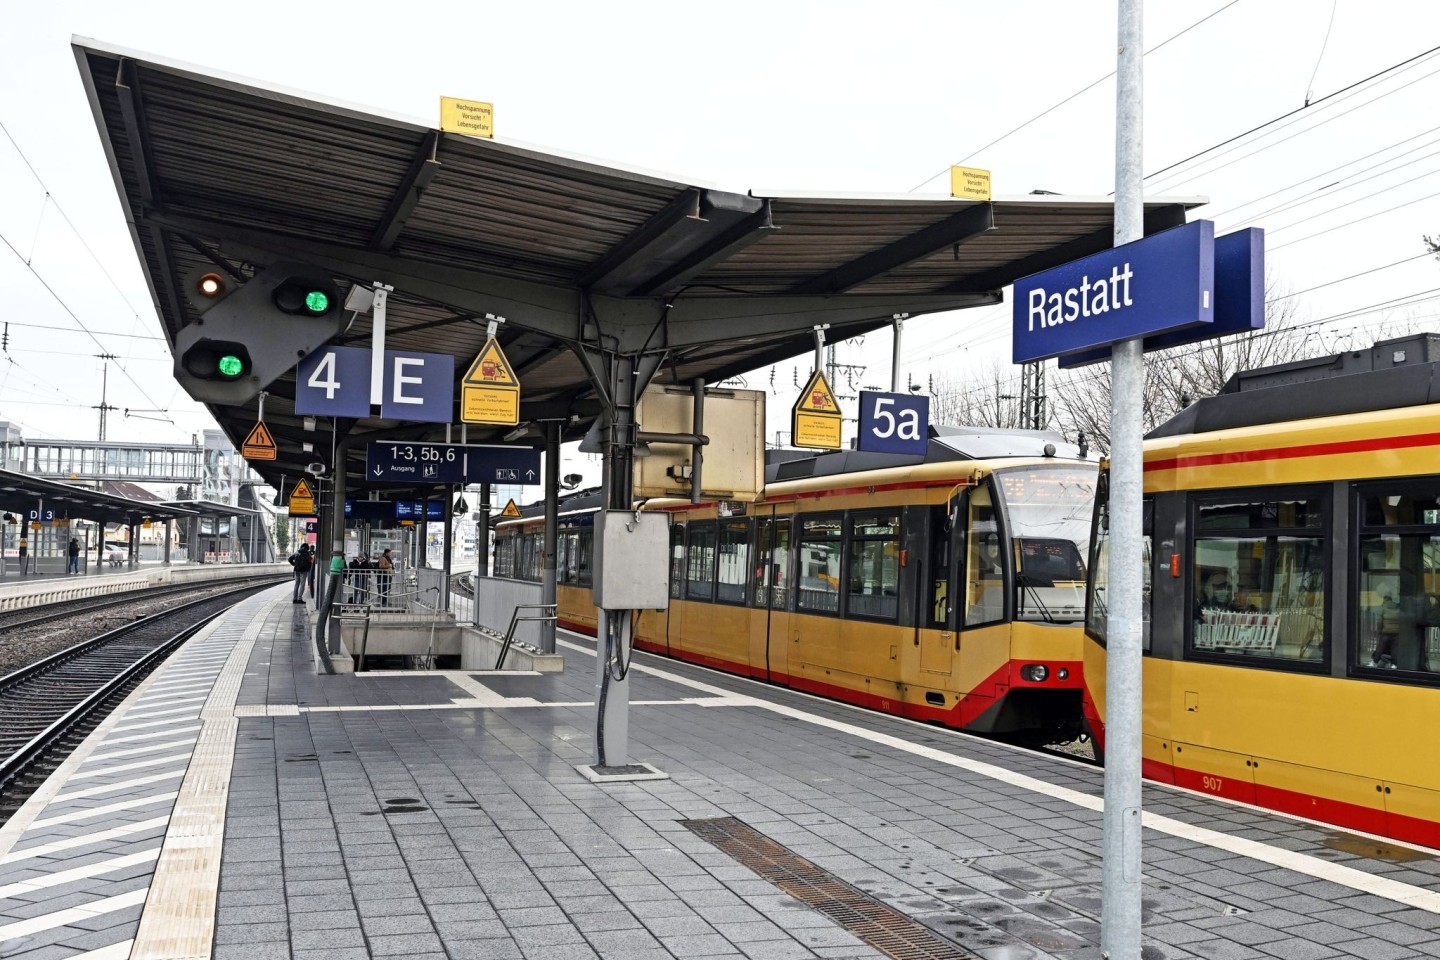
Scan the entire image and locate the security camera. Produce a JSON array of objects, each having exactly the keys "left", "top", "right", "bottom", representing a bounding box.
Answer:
[{"left": 305, "top": 462, "right": 327, "bottom": 476}]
